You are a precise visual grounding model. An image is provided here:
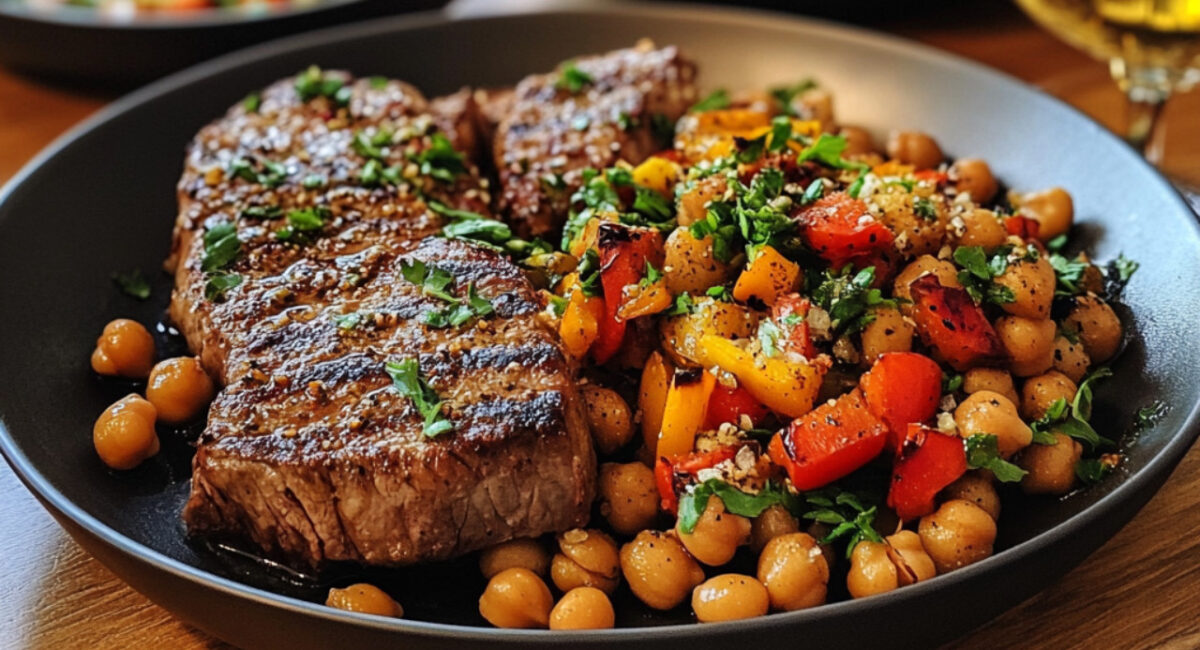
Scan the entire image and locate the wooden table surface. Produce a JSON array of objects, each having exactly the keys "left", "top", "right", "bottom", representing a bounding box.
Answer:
[{"left": 2, "top": 3, "right": 1198, "bottom": 649}]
